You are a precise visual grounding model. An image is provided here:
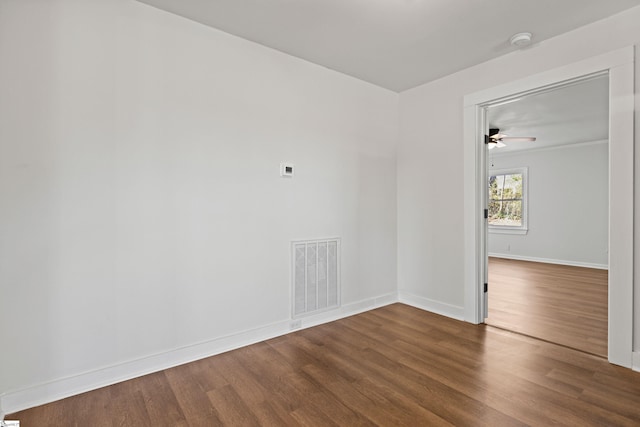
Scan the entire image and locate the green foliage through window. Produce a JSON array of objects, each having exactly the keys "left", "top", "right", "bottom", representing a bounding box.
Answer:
[{"left": 488, "top": 173, "right": 523, "bottom": 227}]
